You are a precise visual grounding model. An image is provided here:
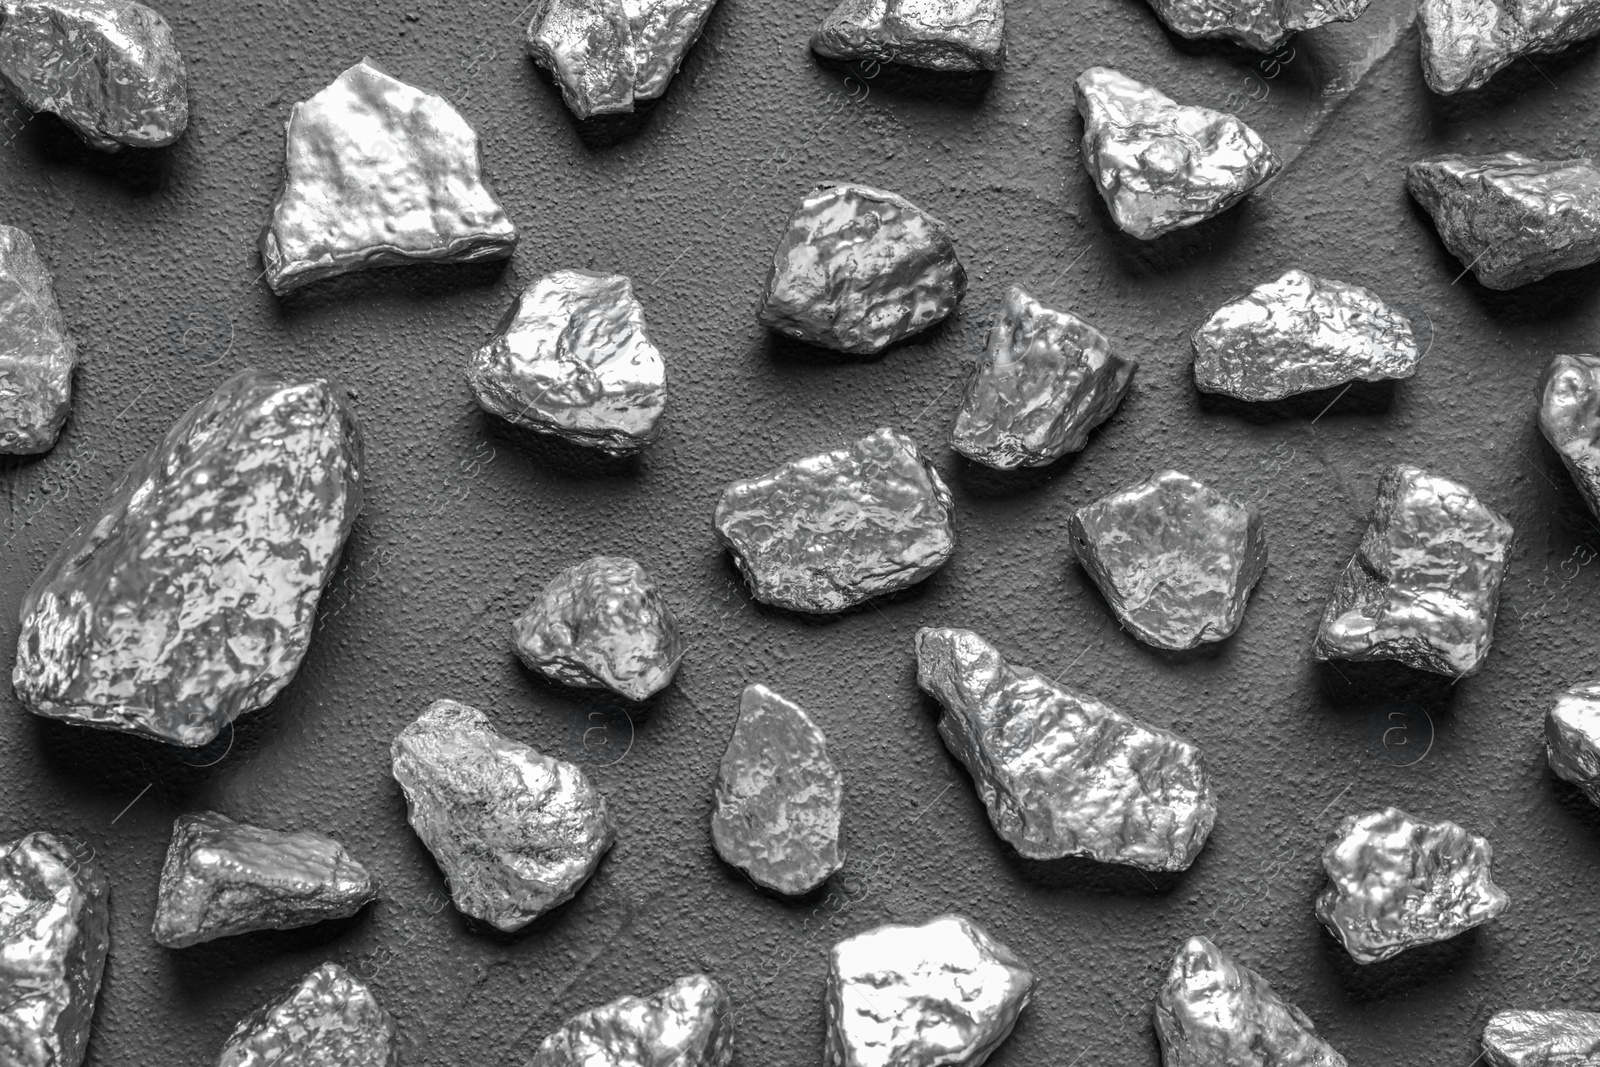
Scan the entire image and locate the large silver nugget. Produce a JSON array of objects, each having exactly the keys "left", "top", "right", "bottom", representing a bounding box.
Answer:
[
  {"left": 1417, "top": 0, "right": 1600, "bottom": 93},
  {"left": 152, "top": 811, "right": 380, "bottom": 949},
  {"left": 713, "top": 427, "right": 956, "bottom": 614},
  {"left": 826, "top": 915, "right": 1034, "bottom": 1067},
  {"left": 1192, "top": 270, "right": 1420, "bottom": 401},
  {"left": 1075, "top": 67, "right": 1280, "bottom": 241},
  {"left": 468, "top": 270, "right": 667, "bottom": 455},
  {"left": 950, "top": 286, "right": 1136, "bottom": 469},
  {"left": 215, "top": 961, "right": 399, "bottom": 1067},
  {"left": 1315, "top": 807, "right": 1510, "bottom": 964},
  {"left": 1312, "top": 464, "right": 1512, "bottom": 678},
  {"left": 810, "top": 0, "right": 1006, "bottom": 72},
  {"left": 1139, "top": 0, "right": 1371, "bottom": 49},
  {"left": 12, "top": 368, "right": 364, "bottom": 748},
  {"left": 530, "top": 974, "right": 733, "bottom": 1067},
  {"left": 1545, "top": 681, "right": 1600, "bottom": 805},
  {"left": 757, "top": 184, "right": 966, "bottom": 356},
  {"left": 0, "top": 833, "right": 108, "bottom": 1067},
  {"left": 1539, "top": 353, "right": 1600, "bottom": 518},
  {"left": 260, "top": 60, "right": 517, "bottom": 295},
  {"left": 527, "top": 0, "right": 719, "bottom": 119},
  {"left": 916, "top": 627, "right": 1215, "bottom": 870},
  {"left": 0, "top": 225, "right": 78, "bottom": 455},
  {"left": 1482, "top": 1009, "right": 1600, "bottom": 1067},
  {"left": 390, "top": 699, "right": 616, "bottom": 932}
]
